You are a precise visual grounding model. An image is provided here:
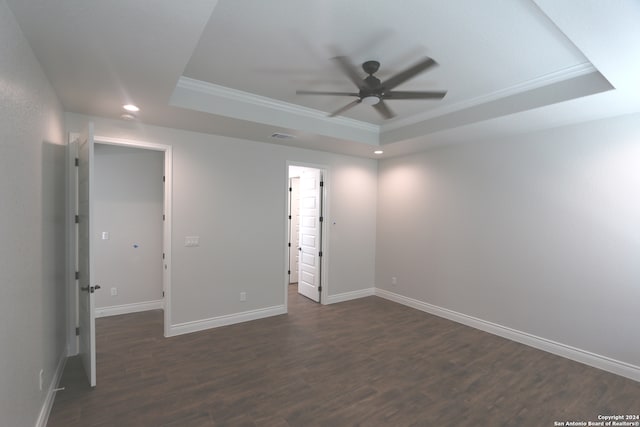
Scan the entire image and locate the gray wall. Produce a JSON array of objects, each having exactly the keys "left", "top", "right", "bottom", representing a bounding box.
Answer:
[
  {"left": 94, "top": 144, "right": 164, "bottom": 311},
  {"left": 65, "top": 113, "right": 378, "bottom": 329},
  {"left": 376, "top": 113, "right": 640, "bottom": 368},
  {"left": 0, "top": 1, "right": 67, "bottom": 425}
]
